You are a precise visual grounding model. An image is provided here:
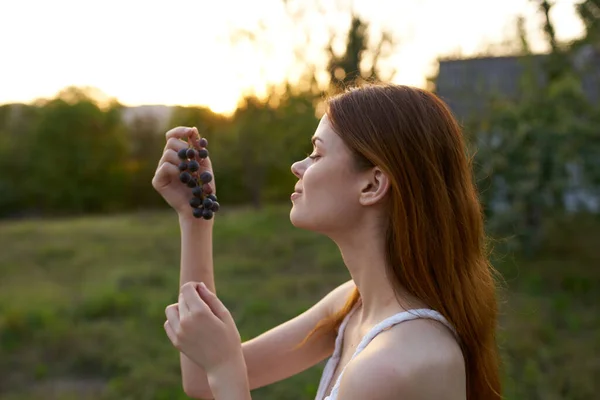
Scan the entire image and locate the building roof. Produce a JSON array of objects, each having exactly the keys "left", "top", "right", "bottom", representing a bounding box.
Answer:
[{"left": 434, "top": 47, "right": 600, "bottom": 123}]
